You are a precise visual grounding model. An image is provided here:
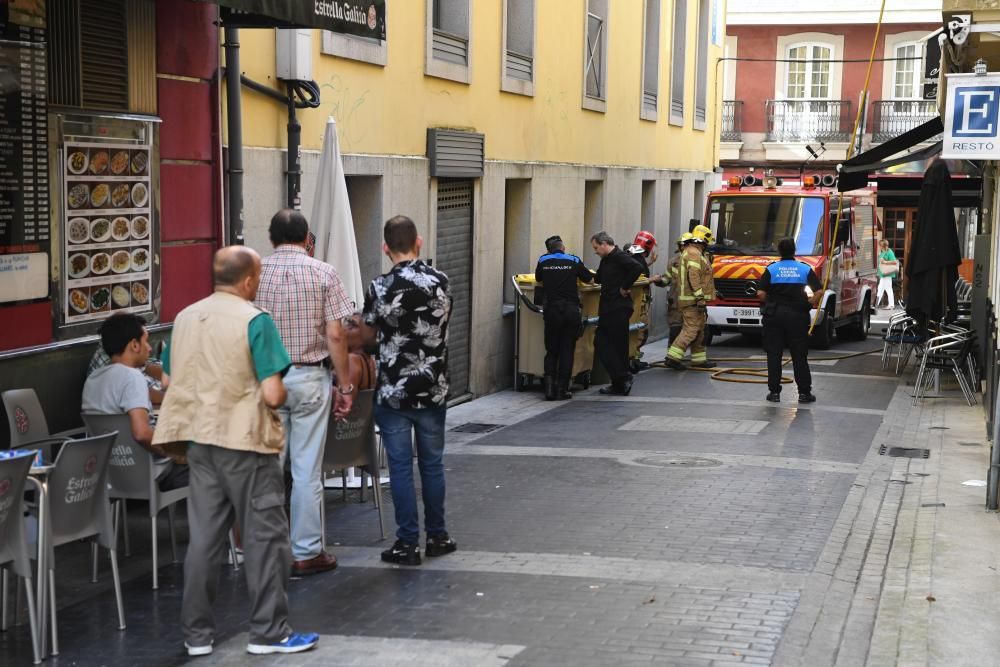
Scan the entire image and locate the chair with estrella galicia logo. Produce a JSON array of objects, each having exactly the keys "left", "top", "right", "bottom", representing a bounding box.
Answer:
[
  {"left": 27, "top": 432, "right": 125, "bottom": 656},
  {"left": 0, "top": 451, "right": 41, "bottom": 664},
  {"left": 2, "top": 389, "right": 86, "bottom": 455},
  {"left": 81, "top": 413, "right": 189, "bottom": 590},
  {"left": 320, "top": 390, "right": 386, "bottom": 546}
]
